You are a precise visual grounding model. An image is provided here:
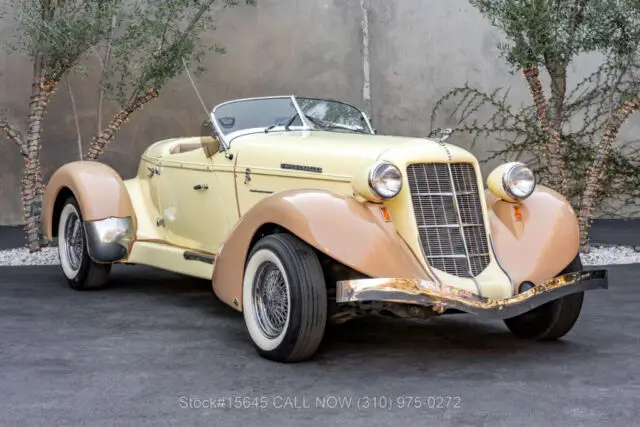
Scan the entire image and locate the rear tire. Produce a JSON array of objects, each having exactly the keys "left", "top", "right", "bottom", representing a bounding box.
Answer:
[
  {"left": 504, "top": 255, "right": 584, "bottom": 340},
  {"left": 57, "top": 197, "right": 111, "bottom": 290},
  {"left": 242, "top": 233, "right": 327, "bottom": 362}
]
